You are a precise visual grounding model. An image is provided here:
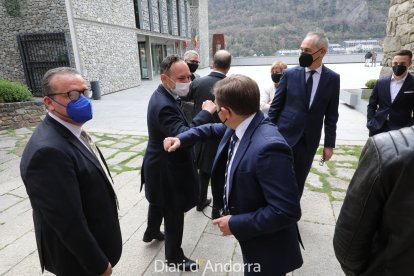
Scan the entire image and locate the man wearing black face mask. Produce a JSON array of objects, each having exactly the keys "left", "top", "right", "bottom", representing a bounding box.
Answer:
[
  {"left": 20, "top": 67, "right": 122, "bottom": 276},
  {"left": 367, "top": 49, "right": 414, "bottom": 136},
  {"left": 268, "top": 32, "right": 340, "bottom": 199},
  {"left": 184, "top": 50, "right": 200, "bottom": 81}
]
